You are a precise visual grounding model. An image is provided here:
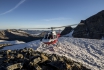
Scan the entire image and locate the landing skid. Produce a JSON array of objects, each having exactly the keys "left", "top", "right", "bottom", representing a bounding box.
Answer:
[
  {"left": 39, "top": 42, "right": 60, "bottom": 49},
  {"left": 40, "top": 41, "right": 60, "bottom": 47},
  {"left": 37, "top": 41, "right": 61, "bottom": 52}
]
